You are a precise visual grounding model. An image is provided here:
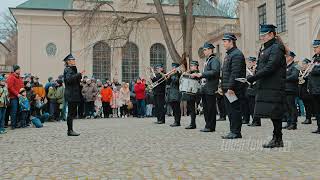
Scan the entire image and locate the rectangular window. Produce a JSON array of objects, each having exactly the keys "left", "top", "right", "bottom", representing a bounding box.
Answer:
[
  {"left": 276, "top": 0, "right": 286, "bottom": 33},
  {"left": 258, "top": 4, "right": 267, "bottom": 28}
]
